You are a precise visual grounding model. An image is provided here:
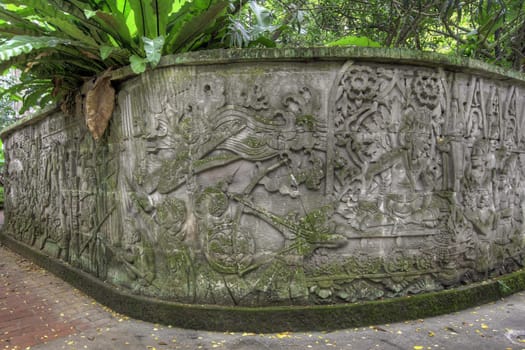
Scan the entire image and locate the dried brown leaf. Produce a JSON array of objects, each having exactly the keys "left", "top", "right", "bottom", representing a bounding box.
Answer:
[{"left": 85, "top": 71, "right": 115, "bottom": 141}]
